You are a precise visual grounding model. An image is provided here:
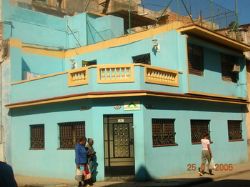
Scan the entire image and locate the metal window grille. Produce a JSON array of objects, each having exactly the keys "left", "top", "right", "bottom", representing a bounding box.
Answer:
[
  {"left": 152, "top": 119, "right": 176, "bottom": 147},
  {"left": 191, "top": 120, "right": 210, "bottom": 144},
  {"left": 59, "top": 121, "right": 85, "bottom": 149},
  {"left": 221, "top": 54, "right": 238, "bottom": 83},
  {"left": 188, "top": 44, "right": 204, "bottom": 76},
  {"left": 30, "top": 124, "right": 44, "bottom": 149},
  {"left": 228, "top": 120, "right": 242, "bottom": 141}
]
